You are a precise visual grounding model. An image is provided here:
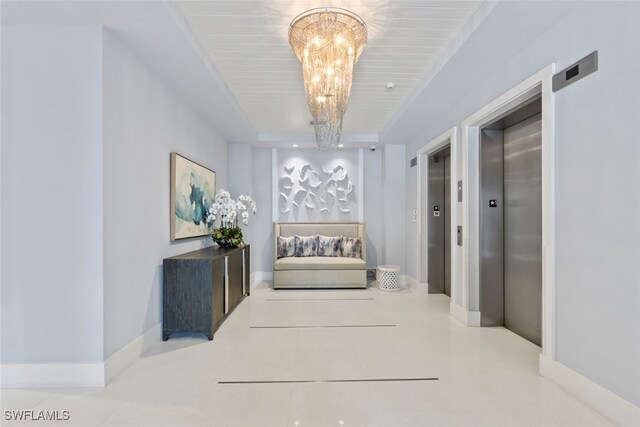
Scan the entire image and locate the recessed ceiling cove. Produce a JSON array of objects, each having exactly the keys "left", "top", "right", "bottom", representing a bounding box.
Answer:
[{"left": 177, "top": 1, "right": 483, "bottom": 137}]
